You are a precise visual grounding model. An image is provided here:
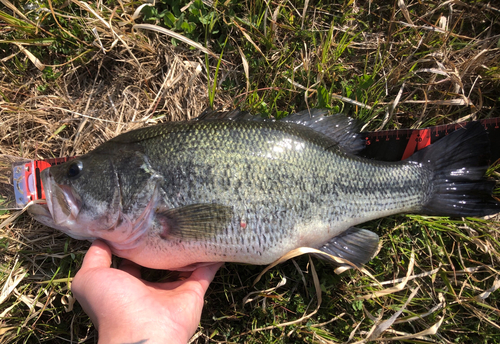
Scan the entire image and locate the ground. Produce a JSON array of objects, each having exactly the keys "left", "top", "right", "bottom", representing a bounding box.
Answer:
[{"left": 0, "top": 0, "right": 499, "bottom": 343}]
